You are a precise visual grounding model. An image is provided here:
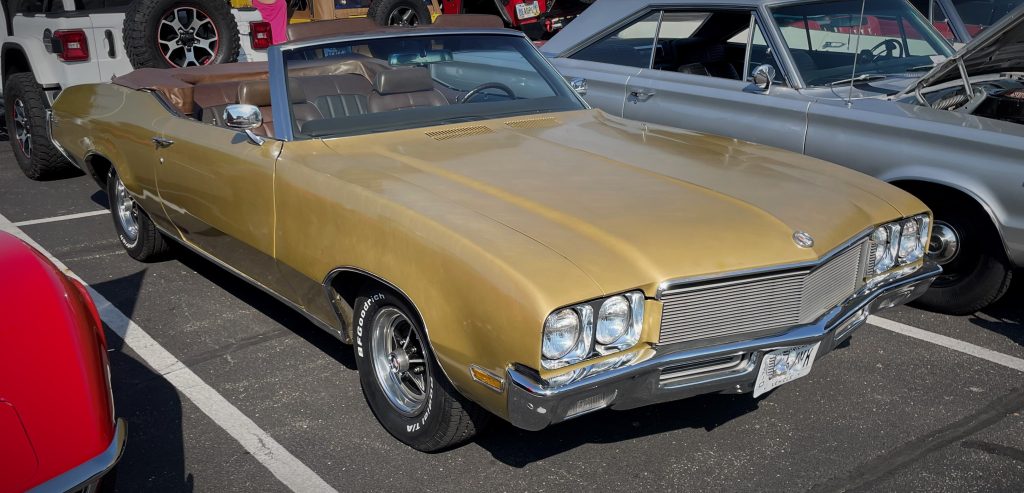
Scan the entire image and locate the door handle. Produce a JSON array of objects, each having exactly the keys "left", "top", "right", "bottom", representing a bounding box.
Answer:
[
  {"left": 104, "top": 30, "right": 116, "bottom": 58},
  {"left": 628, "top": 88, "right": 655, "bottom": 103},
  {"left": 151, "top": 137, "right": 174, "bottom": 148}
]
